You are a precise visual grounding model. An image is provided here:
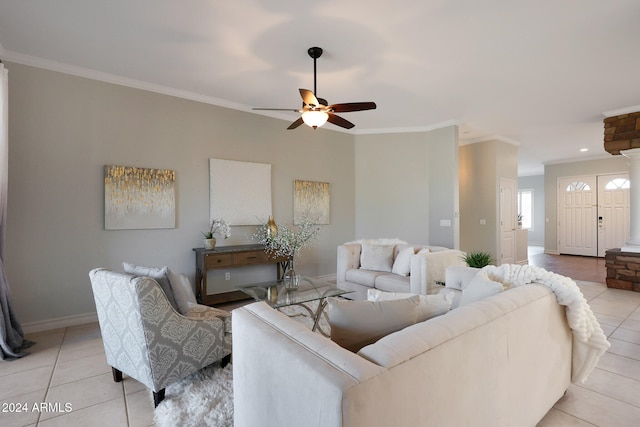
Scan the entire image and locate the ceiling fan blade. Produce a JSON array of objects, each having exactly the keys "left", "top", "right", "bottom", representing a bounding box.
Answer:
[
  {"left": 252, "top": 108, "right": 300, "bottom": 112},
  {"left": 327, "top": 113, "right": 355, "bottom": 129},
  {"left": 329, "top": 102, "right": 377, "bottom": 113},
  {"left": 299, "top": 89, "right": 320, "bottom": 107},
  {"left": 287, "top": 117, "right": 305, "bottom": 130}
]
